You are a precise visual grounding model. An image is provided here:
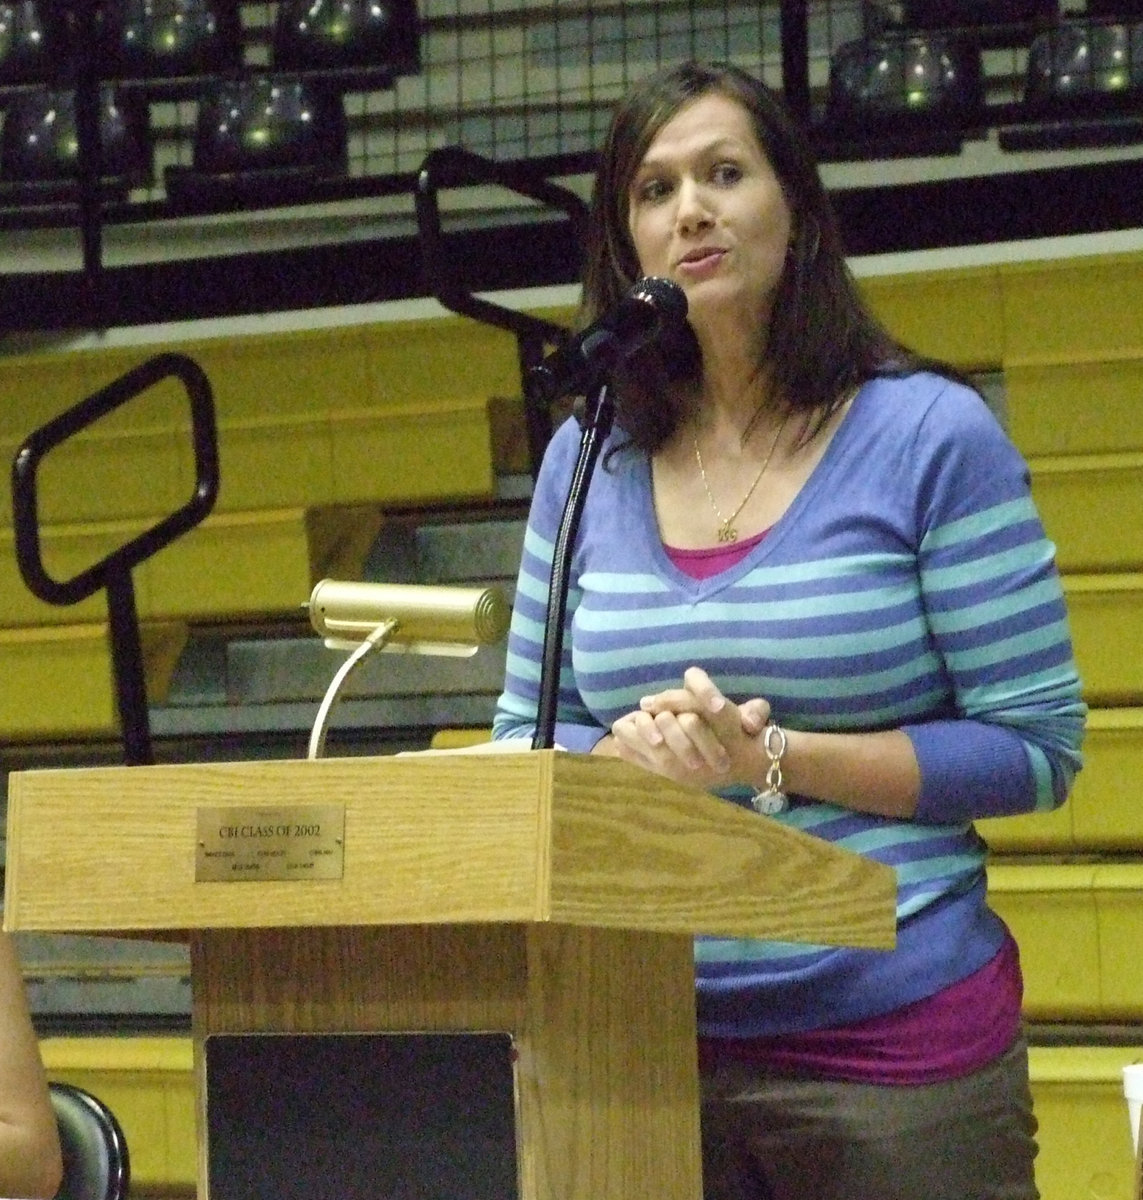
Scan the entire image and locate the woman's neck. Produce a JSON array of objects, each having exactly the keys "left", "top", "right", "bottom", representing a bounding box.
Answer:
[
  {"left": 690, "top": 322, "right": 778, "bottom": 444},
  {"left": 694, "top": 366, "right": 783, "bottom": 451}
]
